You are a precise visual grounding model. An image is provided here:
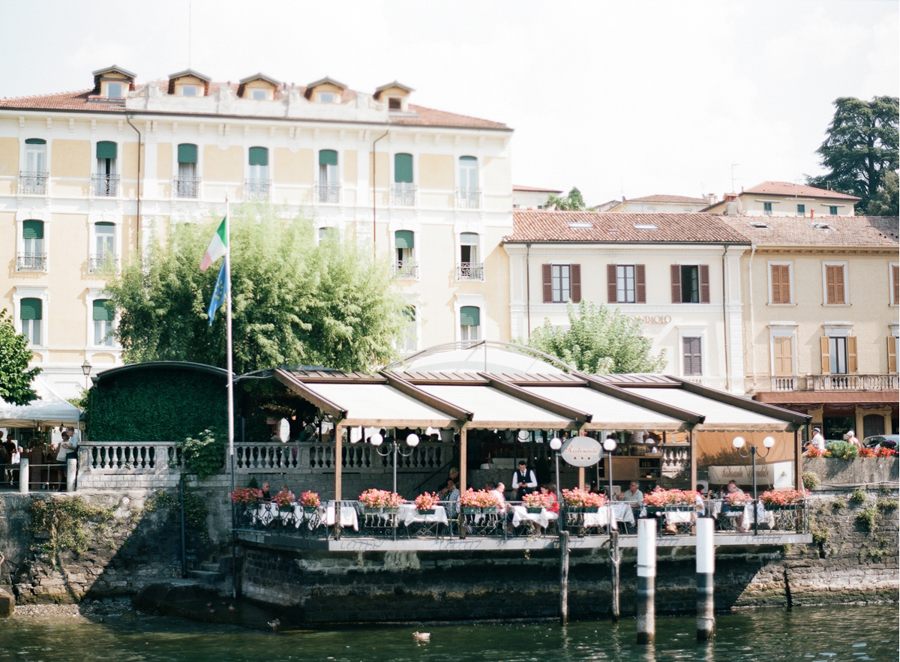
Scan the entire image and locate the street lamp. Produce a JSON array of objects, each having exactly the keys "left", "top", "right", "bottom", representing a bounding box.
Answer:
[
  {"left": 81, "top": 359, "right": 92, "bottom": 390},
  {"left": 732, "top": 435, "right": 775, "bottom": 535},
  {"left": 602, "top": 436, "right": 618, "bottom": 536},
  {"left": 550, "top": 437, "right": 563, "bottom": 526},
  {"left": 370, "top": 432, "right": 419, "bottom": 495}
]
